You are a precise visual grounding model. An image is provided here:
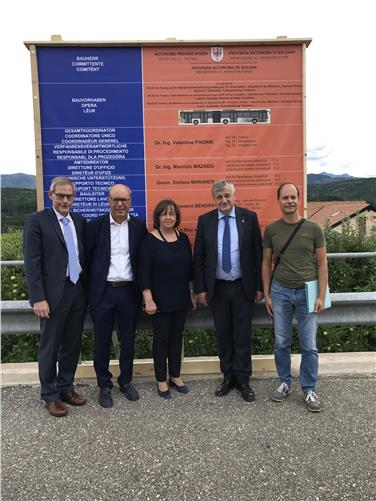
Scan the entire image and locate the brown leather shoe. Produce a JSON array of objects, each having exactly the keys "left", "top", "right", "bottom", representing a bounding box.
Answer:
[
  {"left": 46, "top": 400, "right": 68, "bottom": 417},
  {"left": 61, "top": 391, "right": 87, "bottom": 406}
]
